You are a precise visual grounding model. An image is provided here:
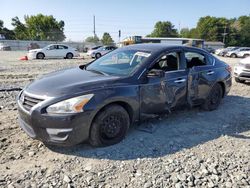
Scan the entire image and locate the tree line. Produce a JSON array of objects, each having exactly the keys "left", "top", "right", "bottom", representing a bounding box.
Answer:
[
  {"left": 148, "top": 15, "right": 250, "bottom": 47},
  {"left": 1, "top": 14, "right": 250, "bottom": 46}
]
